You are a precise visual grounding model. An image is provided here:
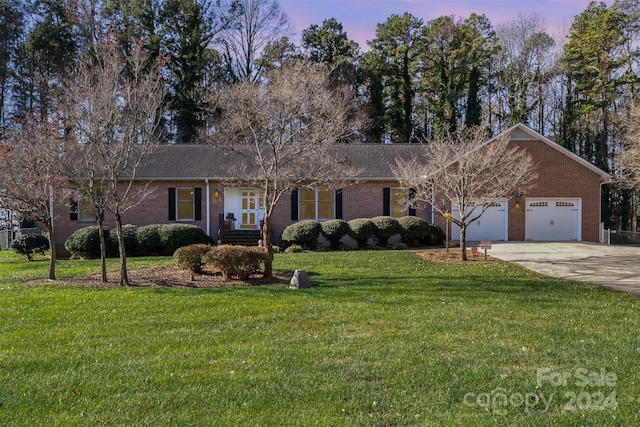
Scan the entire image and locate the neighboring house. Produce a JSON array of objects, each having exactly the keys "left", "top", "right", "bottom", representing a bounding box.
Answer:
[{"left": 53, "top": 123, "right": 610, "bottom": 254}]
